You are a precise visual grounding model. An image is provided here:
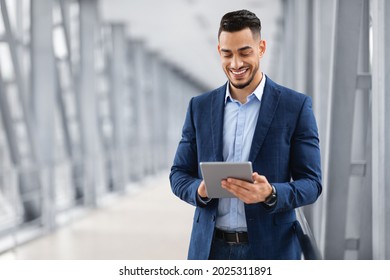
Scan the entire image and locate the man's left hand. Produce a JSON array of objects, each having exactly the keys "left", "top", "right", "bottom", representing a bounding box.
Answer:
[{"left": 221, "top": 172, "right": 273, "bottom": 204}]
